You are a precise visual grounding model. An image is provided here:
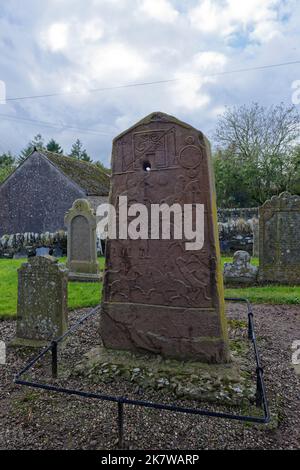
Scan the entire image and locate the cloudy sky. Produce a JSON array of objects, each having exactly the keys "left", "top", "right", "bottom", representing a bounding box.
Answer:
[{"left": 0, "top": 0, "right": 300, "bottom": 165}]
